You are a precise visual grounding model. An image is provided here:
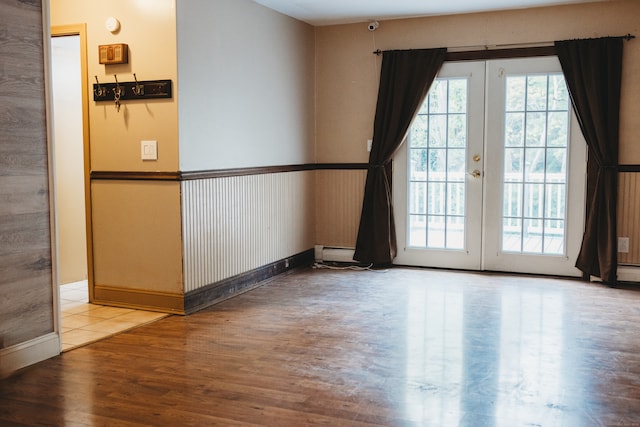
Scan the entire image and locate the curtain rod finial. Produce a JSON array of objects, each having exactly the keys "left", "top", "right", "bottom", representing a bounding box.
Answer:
[
  {"left": 373, "top": 49, "right": 382, "bottom": 56},
  {"left": 624, "top": 33, "right": 635, "bottom": 41}
]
